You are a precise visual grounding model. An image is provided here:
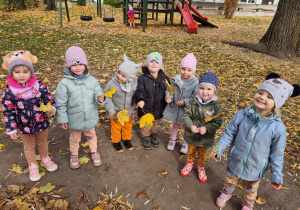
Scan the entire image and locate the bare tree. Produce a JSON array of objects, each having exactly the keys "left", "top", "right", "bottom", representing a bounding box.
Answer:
[
  {"left": 224, "top": 0, "right": 300, "bottom": 61},
  {"left": 45, "top": 0, "right": 57, "bottom": 11}
]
